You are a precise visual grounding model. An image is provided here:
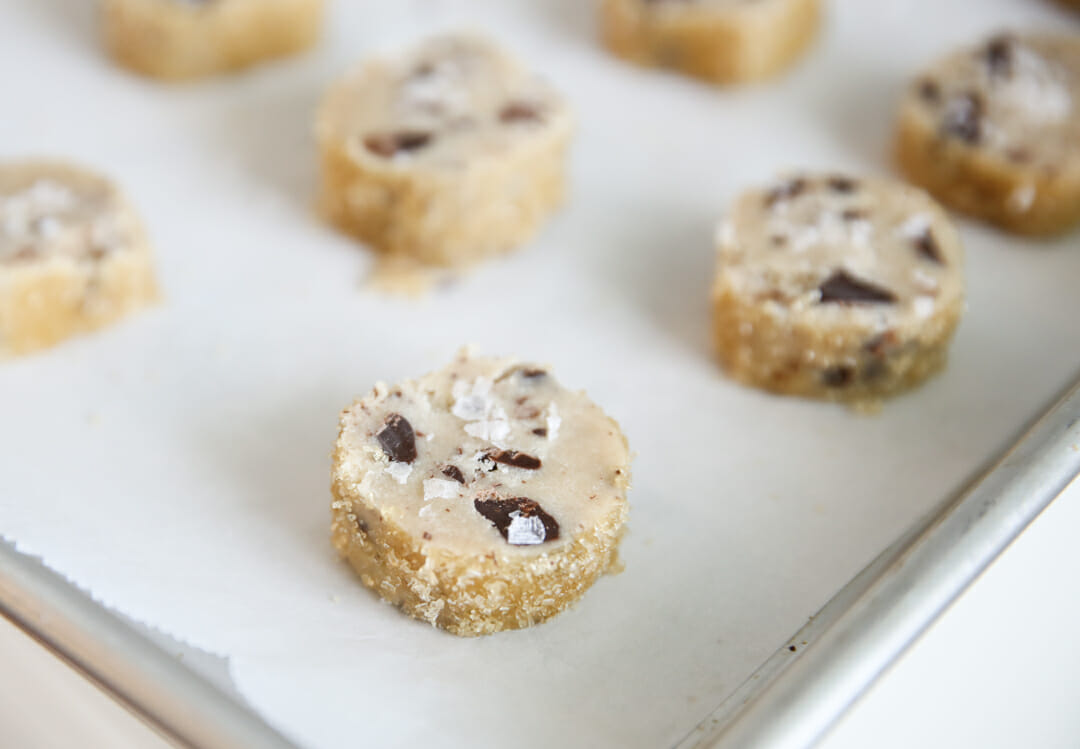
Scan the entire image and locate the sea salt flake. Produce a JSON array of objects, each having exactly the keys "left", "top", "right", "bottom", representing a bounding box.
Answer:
[
  {"left": 546, "top": 403, "right": 561, "bottom": 442},
  {"left": 1008, "top": 184, "right": 1036, "bottom": 214},
  {"left": 899, "top": 213, "right": 932, "bottom": 239},
  {"left": 506, "top": 511, "right": 546, "bottom": 545},
  {"left": 385, "top": 461, "right": 413, "bottom": 485},
  {"left": 451, "top": 377, "right": 494, "bottom": 421},
  {"left": 912, "top": 296, "right": 935, "bottom": 319},
  {"left": 423, "top": 478, "right": 460, "bottom": 501},
  {"left": 465, "top": 419, "right": 511, "bottom": 445}
]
